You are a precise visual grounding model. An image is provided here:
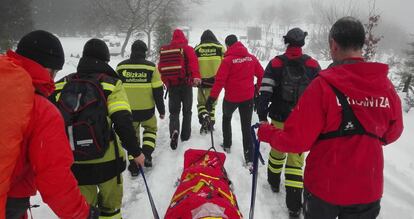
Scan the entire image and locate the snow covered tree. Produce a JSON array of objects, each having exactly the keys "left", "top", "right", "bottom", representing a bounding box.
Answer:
[
  {"left": 398, "top": 40, "right": 414, "bottom": 112},
  {"left": 307, "top": 0, "right": 360, "bottom": 60},
  {"left": 363, "top": 0, "right": 383, "bottom": 61},
  {"left": 0, "top": 0, "right": 33, "bottom": 52},
  {"left": 93, "top": 0, "right": 200, "bottom": 57}
]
